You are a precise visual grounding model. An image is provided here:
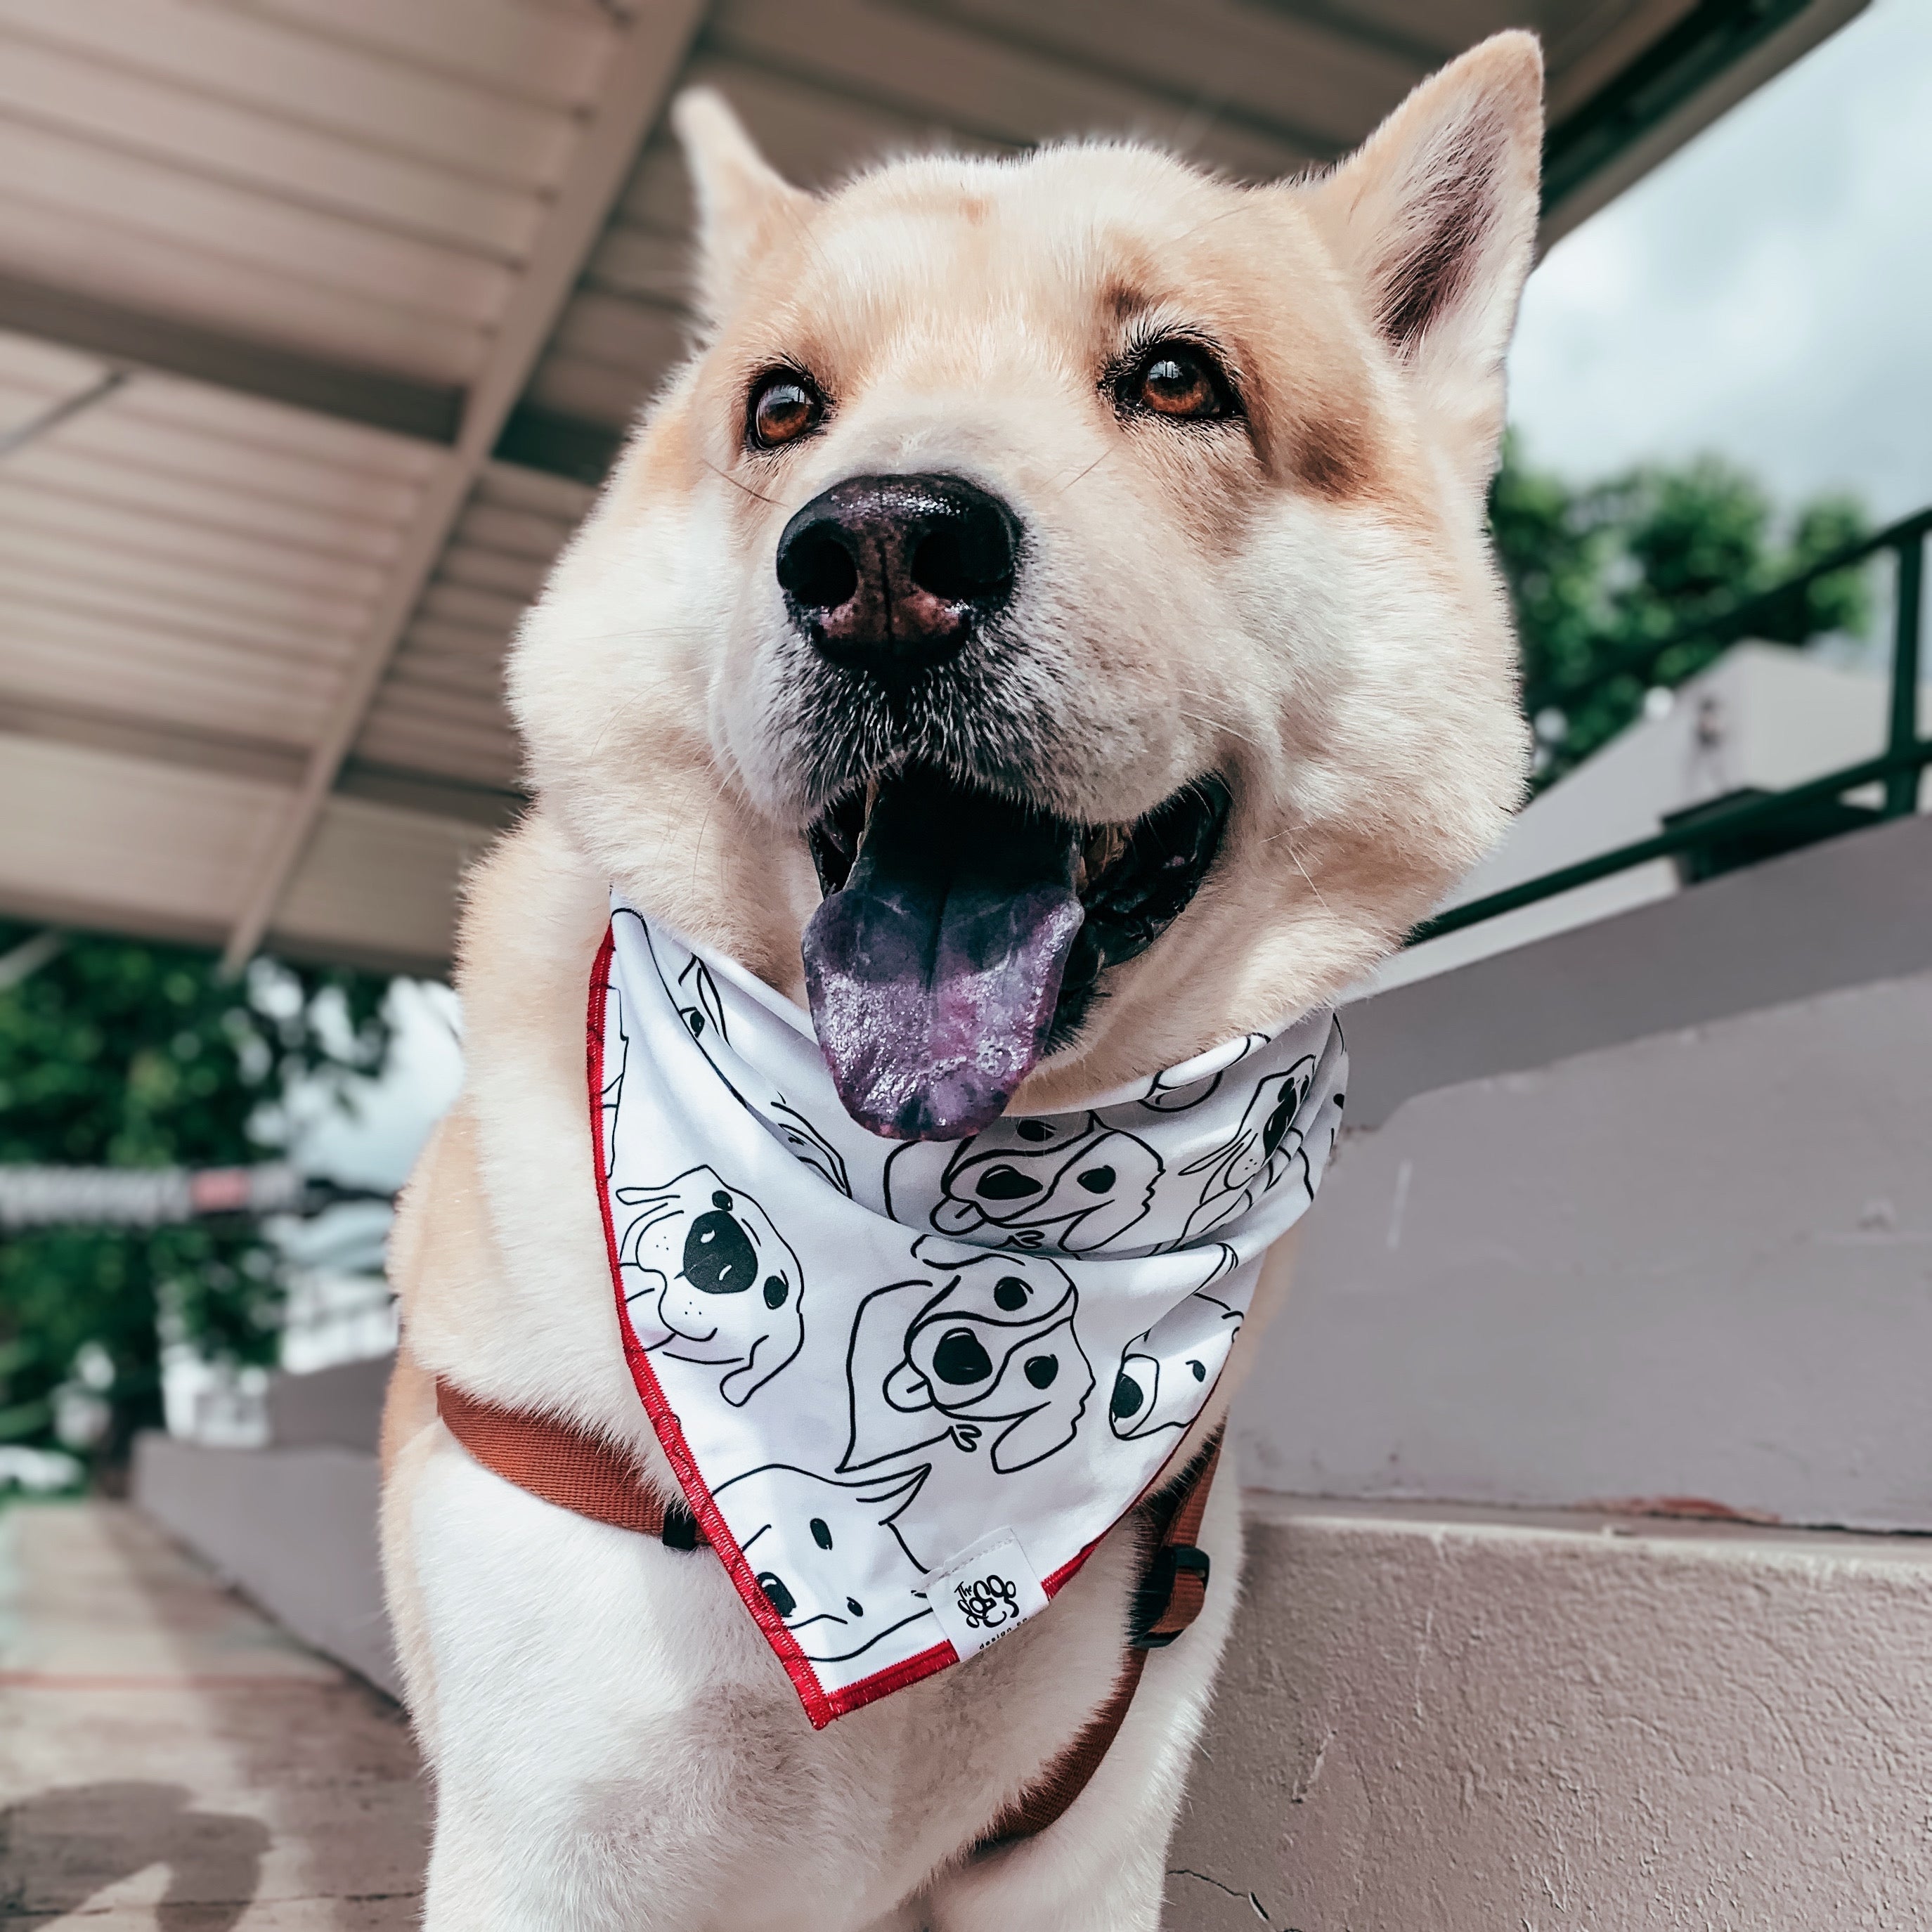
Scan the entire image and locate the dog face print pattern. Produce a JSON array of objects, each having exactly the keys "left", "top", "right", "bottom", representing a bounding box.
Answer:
[{"left": 592, "top": 902, "right": 1345, "bottom": 1727}]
